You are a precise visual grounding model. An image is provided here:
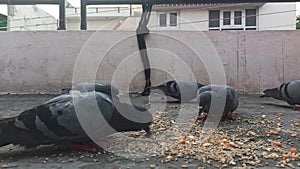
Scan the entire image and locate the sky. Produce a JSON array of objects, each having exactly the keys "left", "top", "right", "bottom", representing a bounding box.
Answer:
[
  {"left": 0, "top": 1, "right": 300, "bottom": 18},
  {"left": 68, "top": 0, "right": 80, "bottom": 7}
]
